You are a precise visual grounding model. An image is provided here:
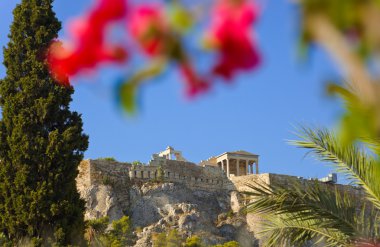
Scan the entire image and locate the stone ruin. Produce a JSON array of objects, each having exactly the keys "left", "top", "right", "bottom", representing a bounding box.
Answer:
[
  {"left": 77, "top": 146, "right": 344, "bottom": 195},
  {"left": 76, "top": 146, "right": 363, "bottom": 247}
]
